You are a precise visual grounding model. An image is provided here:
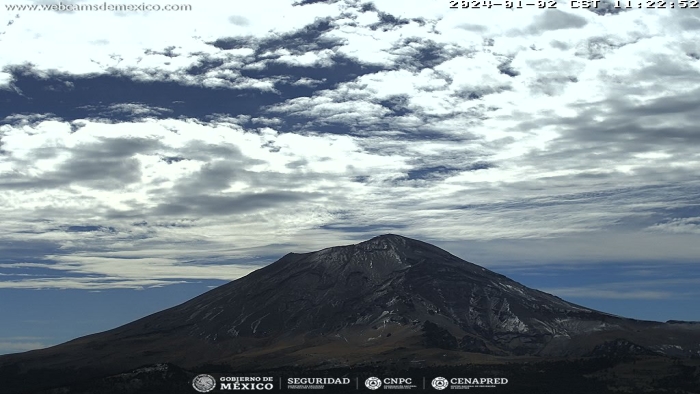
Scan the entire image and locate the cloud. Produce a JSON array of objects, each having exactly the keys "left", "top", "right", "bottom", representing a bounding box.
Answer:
[
  {"left": 227, "top": 15, "right": 250, "bottom": 27},
  {"left": 153, "top": 192, "right": 319, "bottom": 216},
  {"left": 0, "top": 72, "right": 13, "bottom": 90},
  {"left": 102, "top": 103, "right": 173, "bottom": 117},
  {"left": 542, "top": 276, "right": 700, "bottom": 300},
  {"left": 0, "top": 266, "right": 256, "bottom": 290},
  {"left": 0, "top": 339, "right": 46, "bottom": 354},
  {"left": 0, "top": 134, "right": 164, "bottom": 191},
  {"left": 542, "top": 288, "right": 674, "bottom": 300},
  {"left": 0, "top": 1, "right": 699, "bottom": 290},
  {"left": 648, "top": 217, "right": 700, "bottom": 234},
  {"left": 529, "top": 10, "right": 588, "bottom": 32}
]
